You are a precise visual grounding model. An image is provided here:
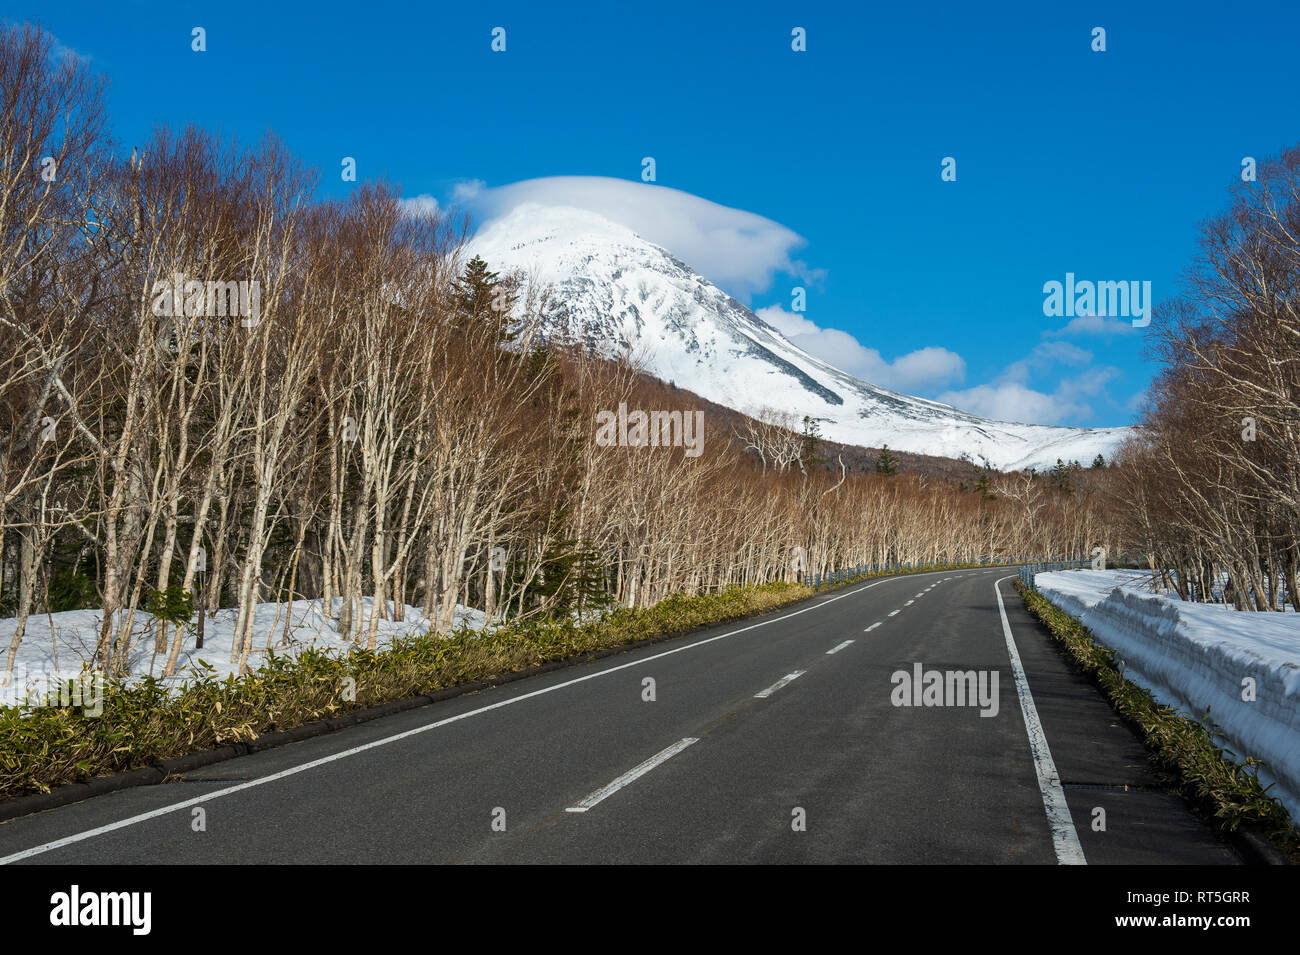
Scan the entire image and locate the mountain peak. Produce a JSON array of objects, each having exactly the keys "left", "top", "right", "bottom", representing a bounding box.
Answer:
[{"left": 469, "top": 204, "right": 1129, "bottom": 471}]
